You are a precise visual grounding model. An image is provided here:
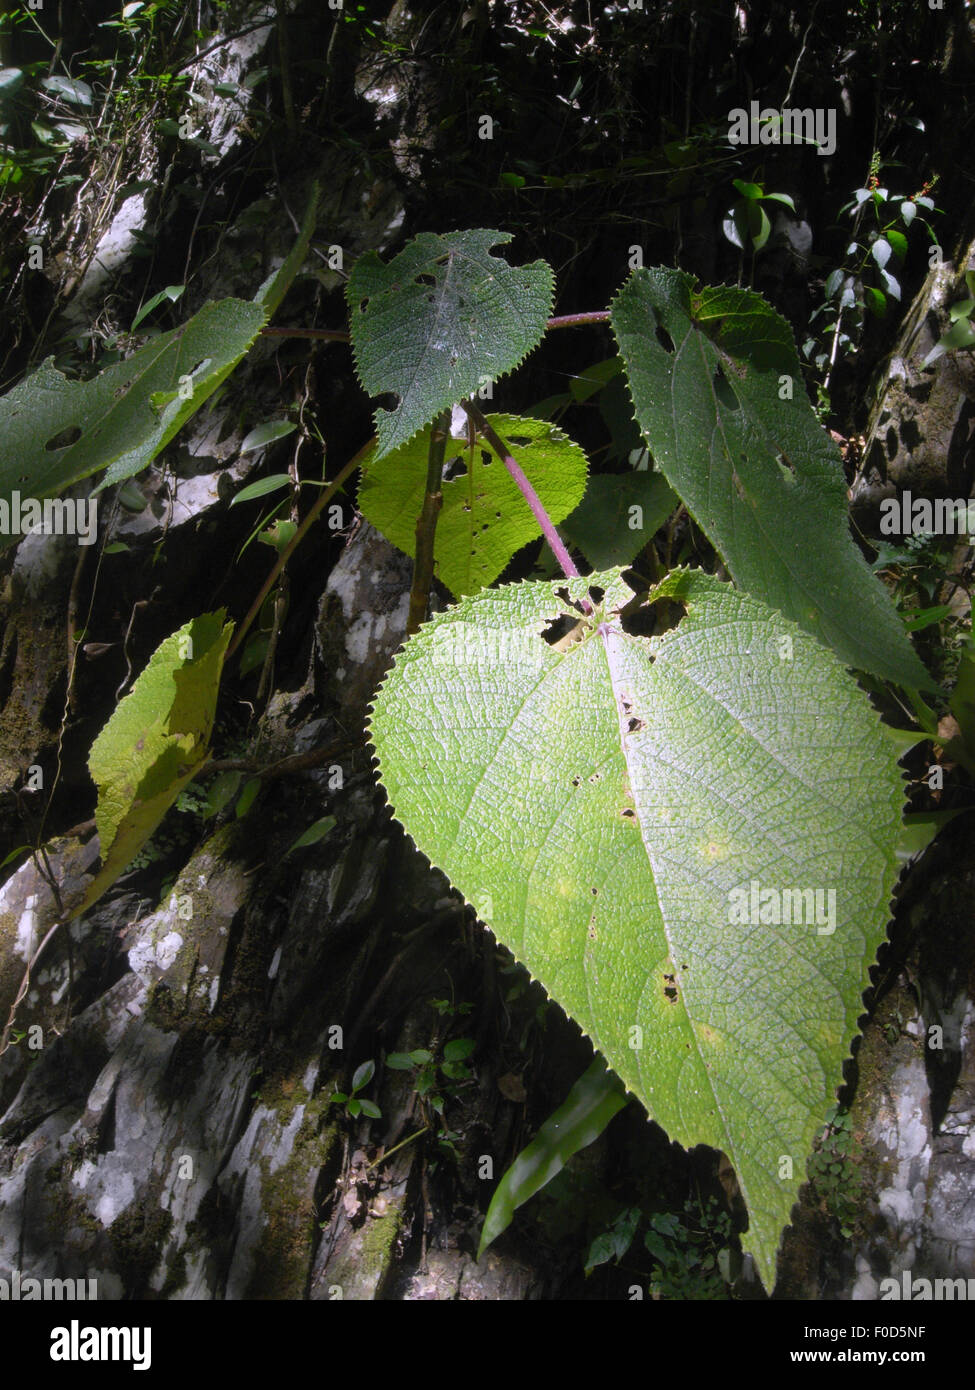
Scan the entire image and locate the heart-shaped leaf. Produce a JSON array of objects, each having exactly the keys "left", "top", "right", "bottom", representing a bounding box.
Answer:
[
  {"left": 368, "top": 566, "right": 907, "bottom": 1289},
  {"left": 347, "top": 229, "right": 554, "bottom": 459},
  {"left": 359, "top": 413, "right": 587, "bottom": 596}
]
